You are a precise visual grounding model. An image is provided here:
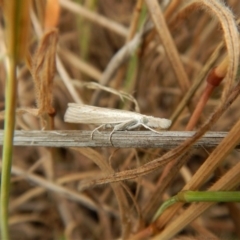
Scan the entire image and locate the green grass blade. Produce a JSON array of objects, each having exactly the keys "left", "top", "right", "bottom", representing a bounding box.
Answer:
[{"left": 153, "top": 191, "right": 240, "bottom": 222}]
